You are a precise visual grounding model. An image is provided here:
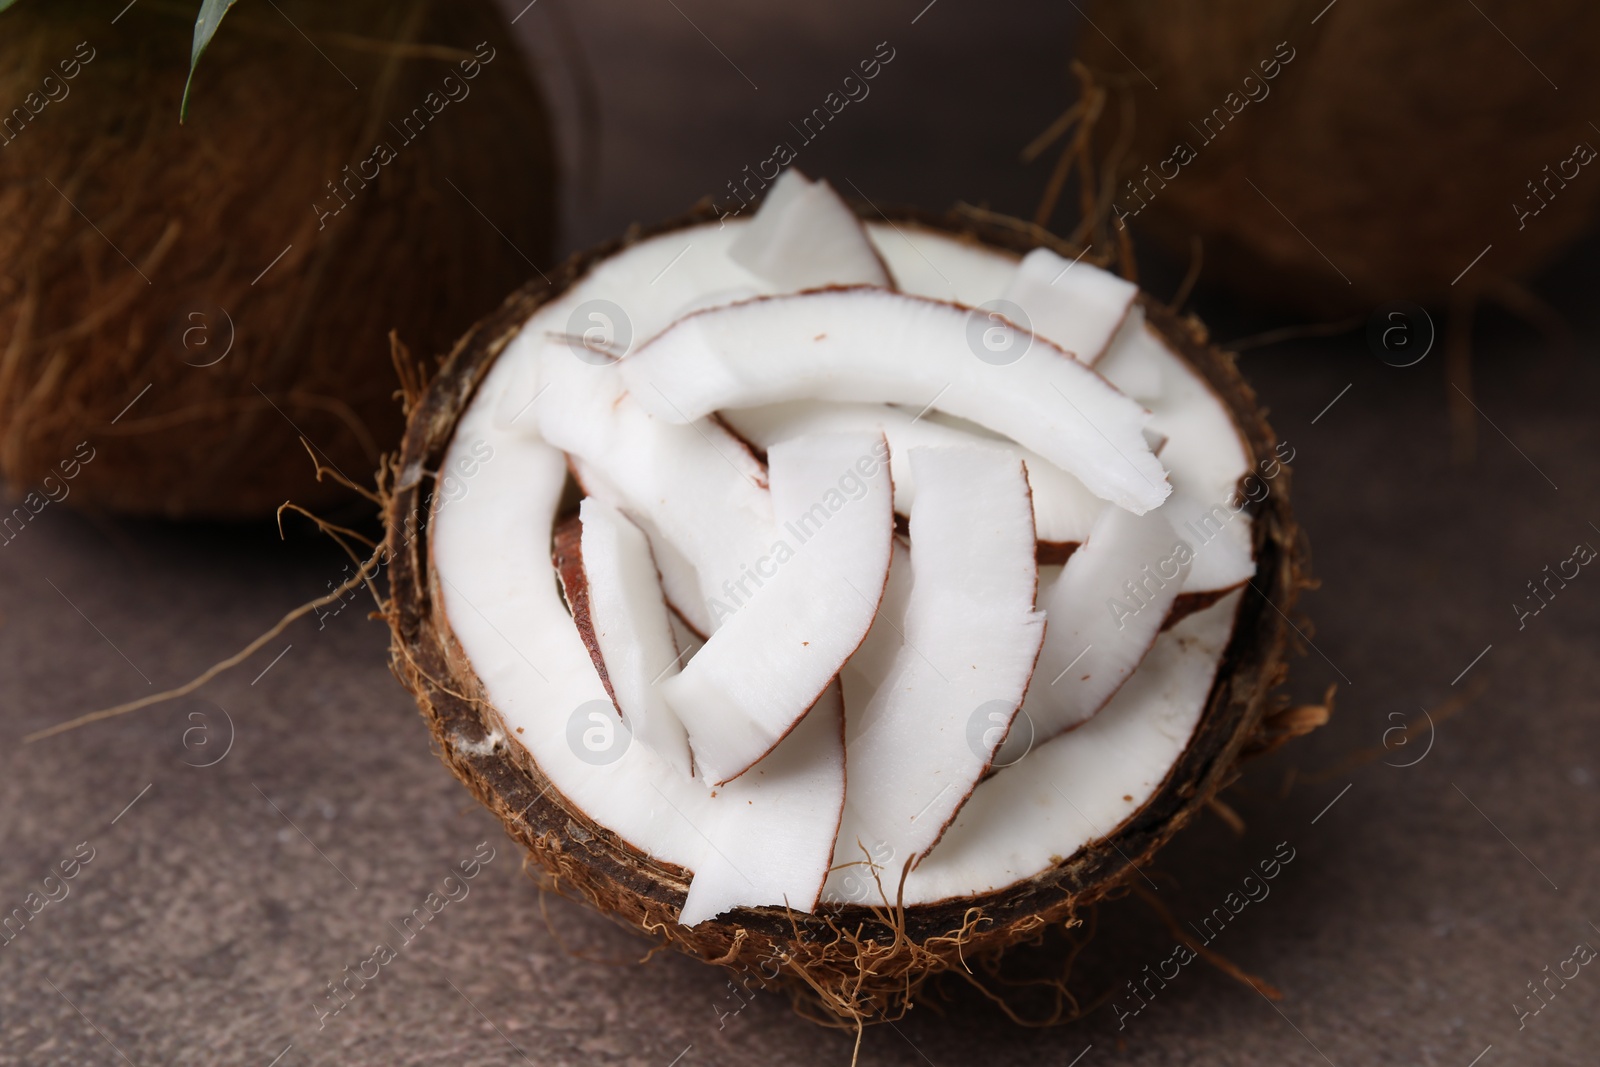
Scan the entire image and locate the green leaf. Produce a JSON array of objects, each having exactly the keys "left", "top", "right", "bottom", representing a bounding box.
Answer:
[
  {"left": 180, "top": 0, "right": 241, "bottom": 122},
  {"left": 0, "top": 0, "right": 23, "bottom": 11}
]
